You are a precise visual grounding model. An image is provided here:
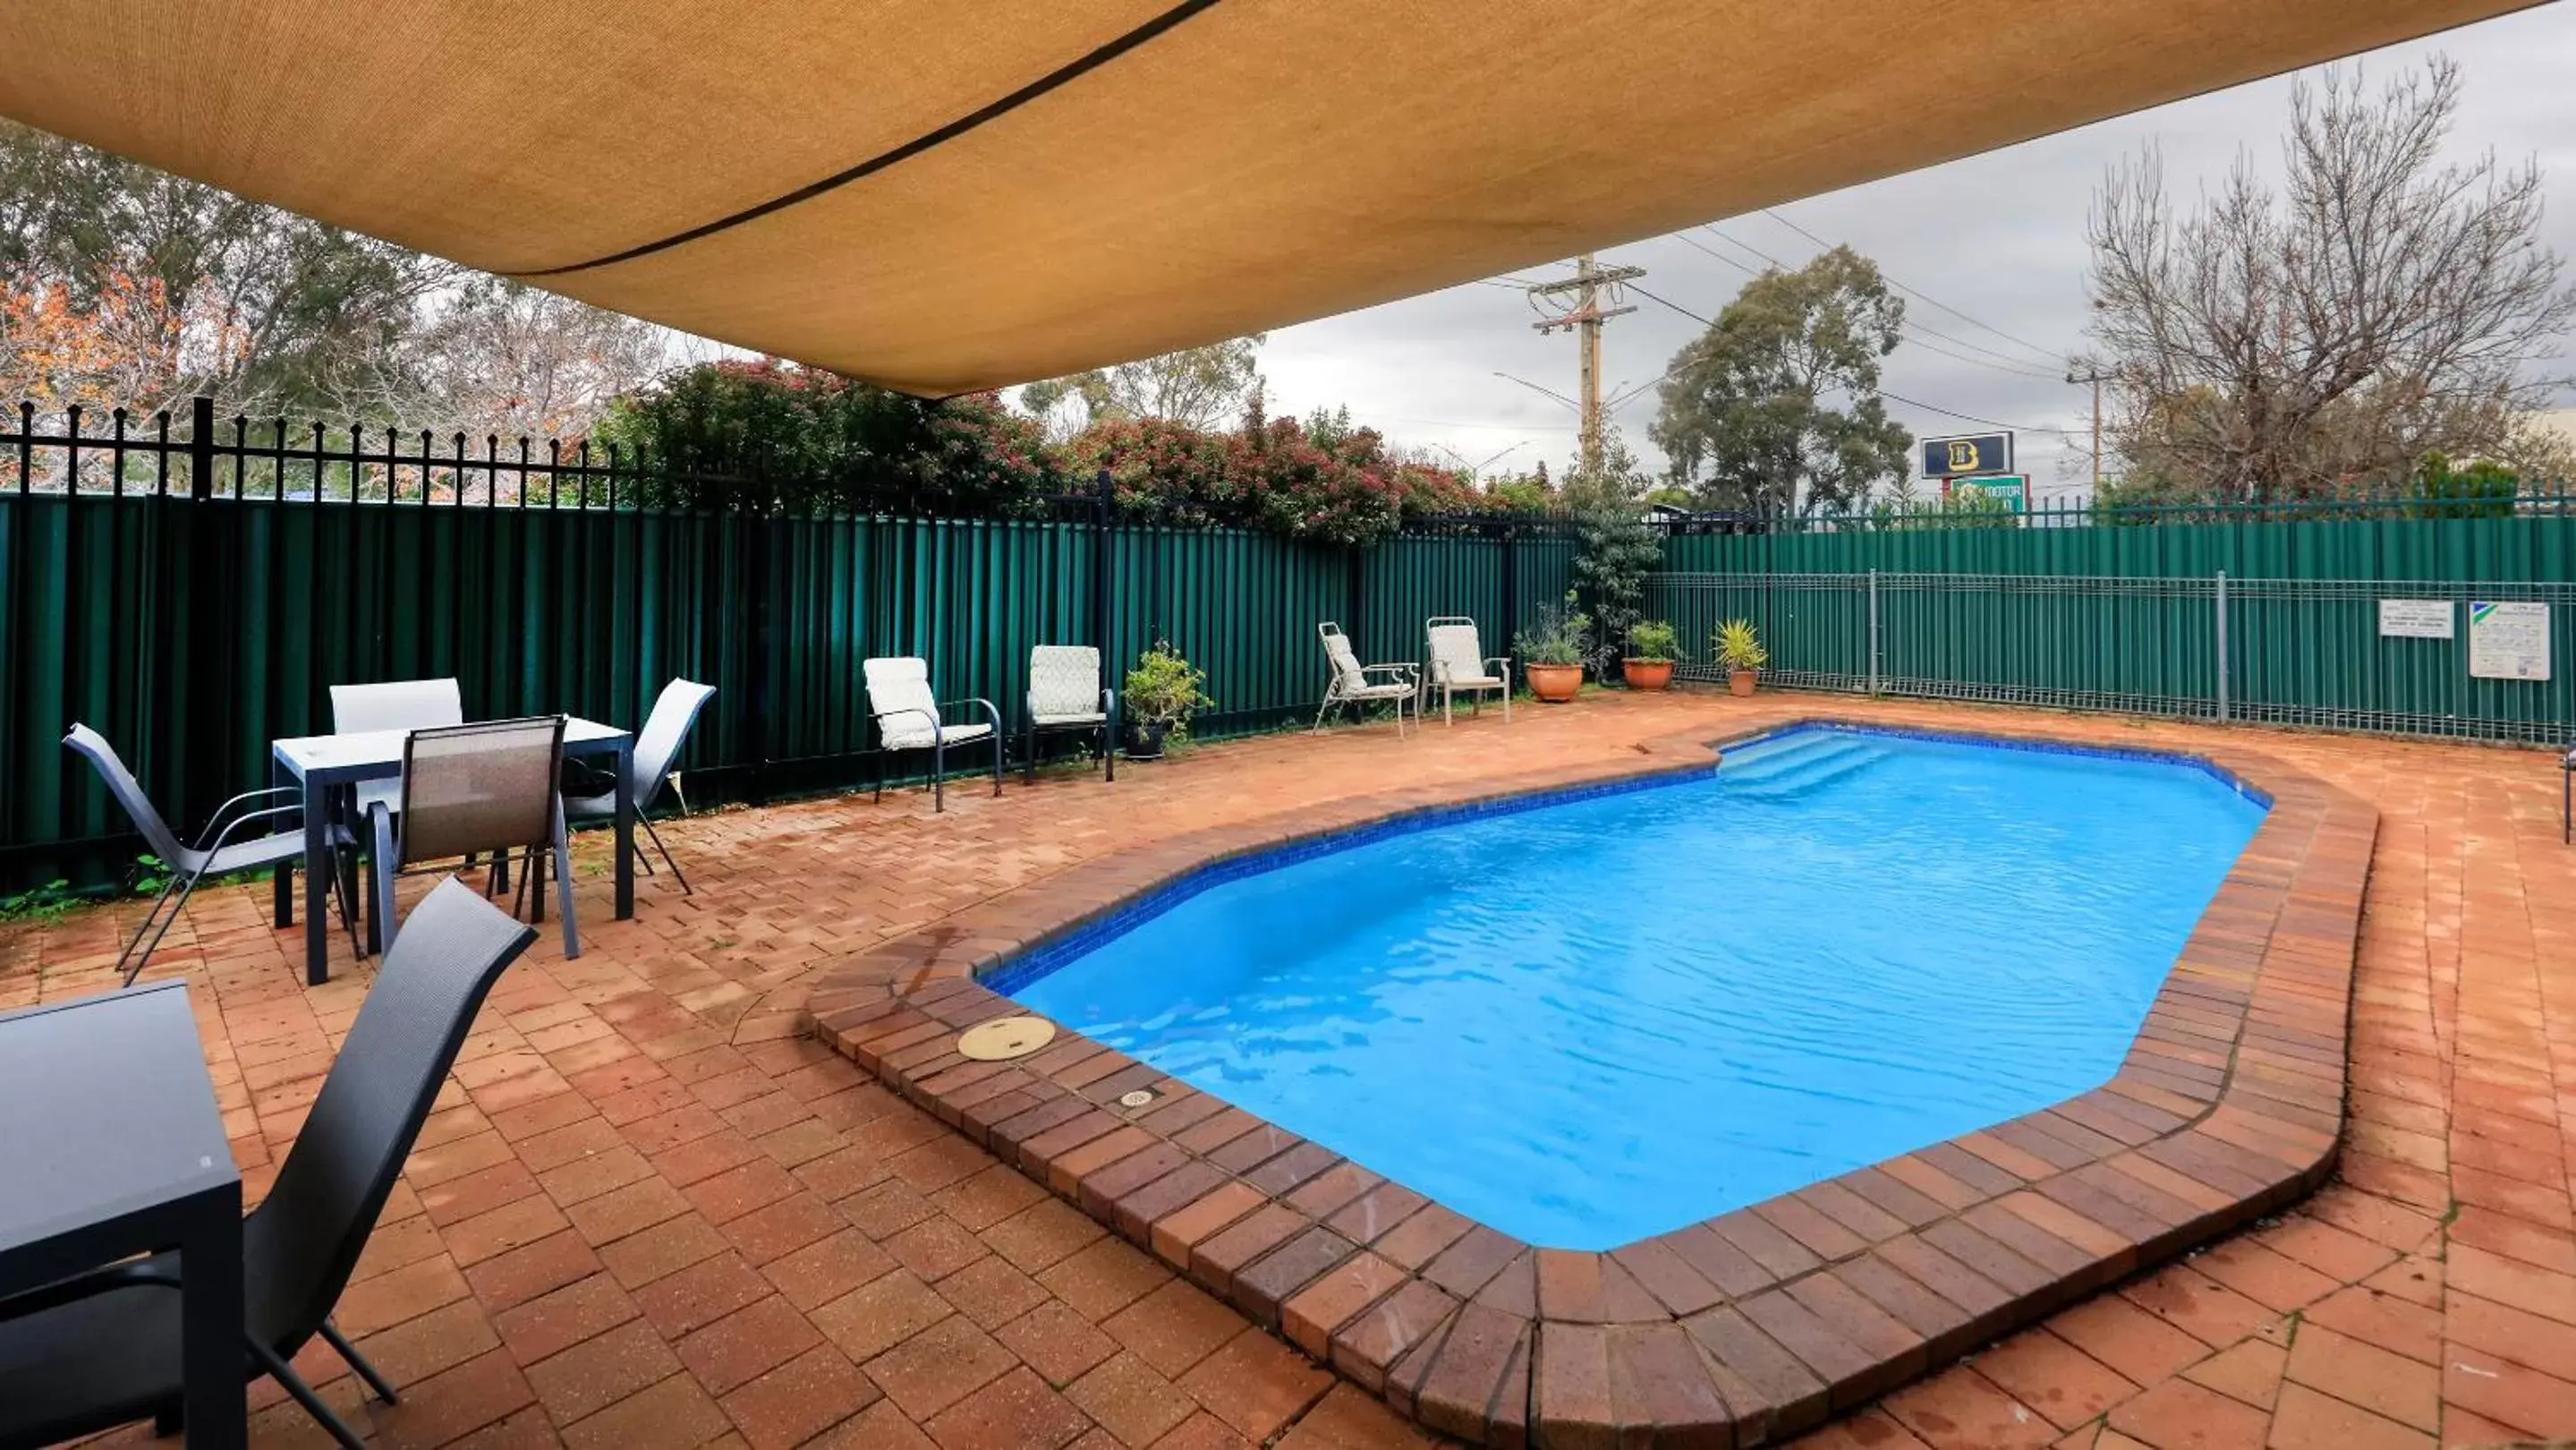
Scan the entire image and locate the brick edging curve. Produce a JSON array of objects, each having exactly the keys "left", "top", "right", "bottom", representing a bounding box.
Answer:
[{"left": 801, "top": 716, "right": 2376, "bottom": 1447}]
